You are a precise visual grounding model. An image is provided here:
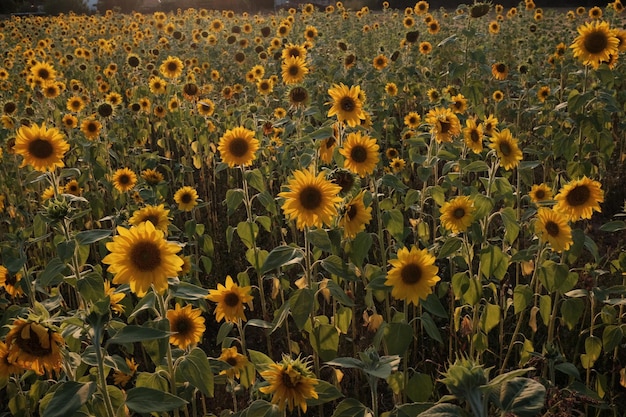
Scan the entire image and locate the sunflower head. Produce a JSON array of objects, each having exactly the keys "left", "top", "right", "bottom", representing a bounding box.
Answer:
[
  {"left": 440, "top": 195, "right": 475, "bottom": 234},
  {"left": 259, "top": 355, "right": 319, "bottom": 413},
  {"left": 218, "top": 346, "right": 250, "bottom": 380},
  {"left": 218, "top": 126, "right": 260, "bottom": 168},
  {"left": 554, "top": 176, "right": 604, "bottom": 222},
  {"left": 385, "top": 246, "right": 440, "bottom": 305},
  {"left": 206, "top": 275, "right": 253, "bottom": 323},
  {"left": 340, "top": 190, "right": 372, "bottom": 239},
  {"left": 327, "top": 83, "right": 366, "bottom": 127},
  {"left": 129, "top": 204, "right": 171, "bottom": 233},
  {"left": 570, "top": 20, "right": 620, "bottom": 69},
  {"left": 489, "top": 128, "right": 522, "bottom": 170},
  {"left": 4, "top": 318, "right": 65, "bottom": 376},
  {"left": 14, "top": 123, "right": 69, "bottom": 172},
  {"left": 166, "top": 304, "right": 206, "bottom": 350},
  {"left": 534, "top": 208, "right": 573, "bottom": 253},
  {"left": 339, "top": 131, "right": 380, "bottom": 178}
]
